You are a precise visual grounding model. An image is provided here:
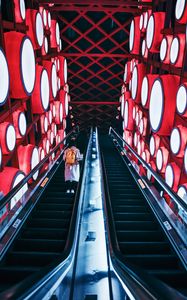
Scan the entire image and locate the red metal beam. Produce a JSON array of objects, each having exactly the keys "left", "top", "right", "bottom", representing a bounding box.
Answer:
[
  {"left": 51, "top": 6, "right": 140, "bottom": 13},
  {"left": 39, "top": 0, "right": 152, "bottom": 6},
  {"left": 70, "top": 101, "right": 119, "bottom": 105}
]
